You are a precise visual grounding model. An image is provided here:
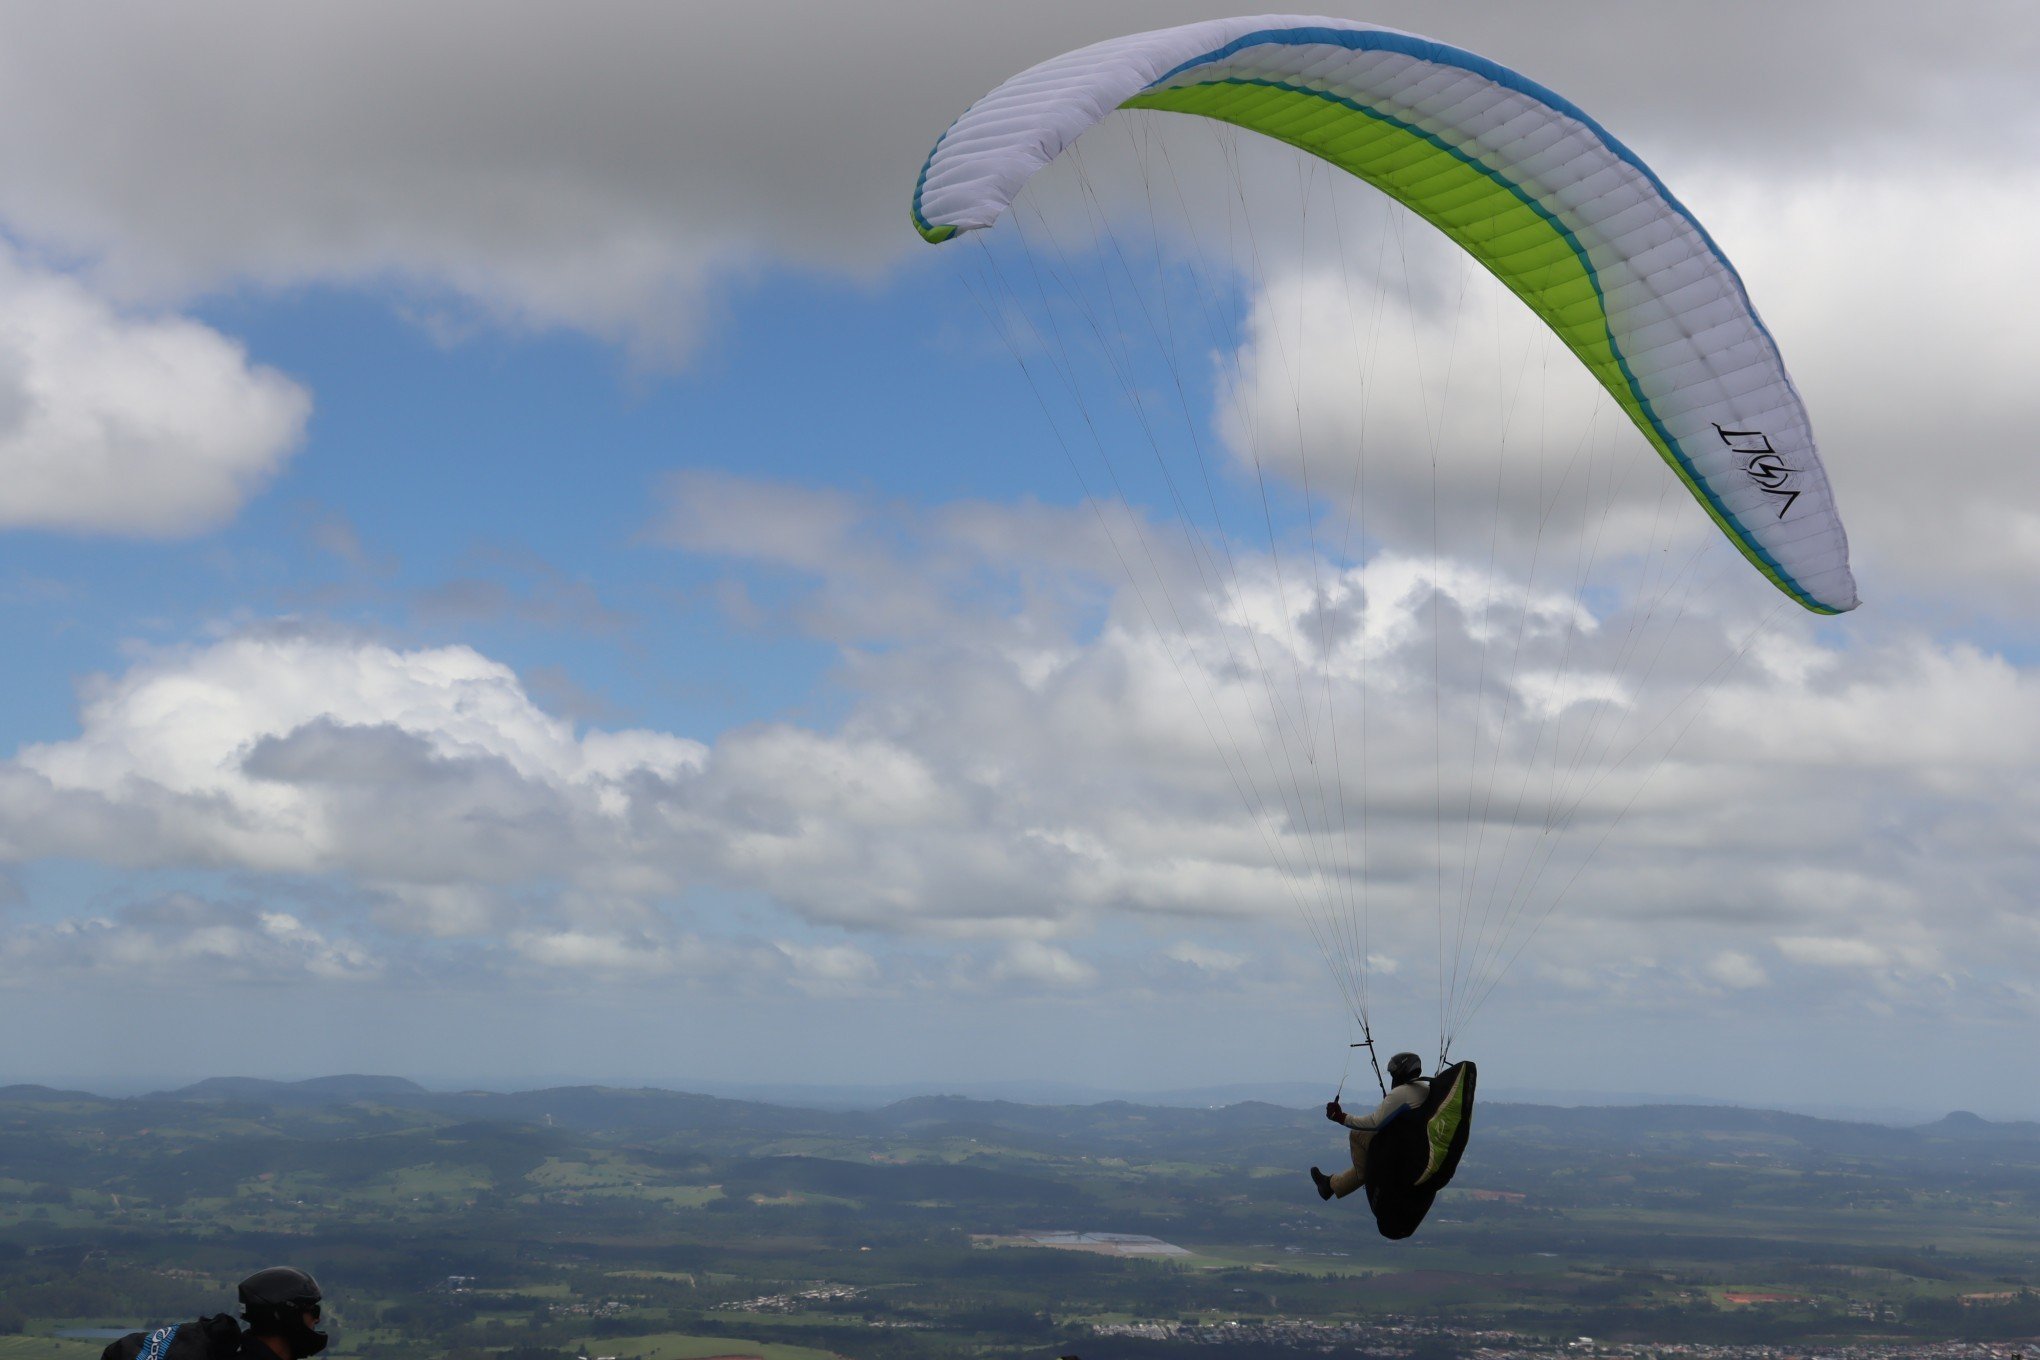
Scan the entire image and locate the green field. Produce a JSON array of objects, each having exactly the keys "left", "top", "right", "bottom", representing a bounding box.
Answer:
[
  {"left": 574, "top": 1332, "right": 842, "bottom": 1360},
  {"left": 0, "top": 1339, "right": 108, "bottom": 1360}
]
